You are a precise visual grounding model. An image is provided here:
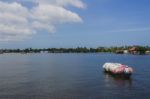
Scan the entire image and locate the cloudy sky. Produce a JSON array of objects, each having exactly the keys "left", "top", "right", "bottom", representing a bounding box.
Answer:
[{"left": 0, "top": 0, "right": 150, "bottom": 48}]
